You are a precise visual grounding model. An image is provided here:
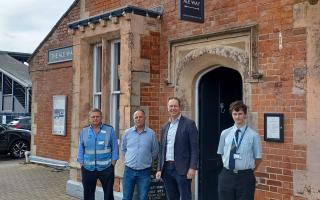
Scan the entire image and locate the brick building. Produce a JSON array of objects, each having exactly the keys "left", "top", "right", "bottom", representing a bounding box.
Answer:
[{"left": 28, "top": 0, "right": 320, "bottom": 199}]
